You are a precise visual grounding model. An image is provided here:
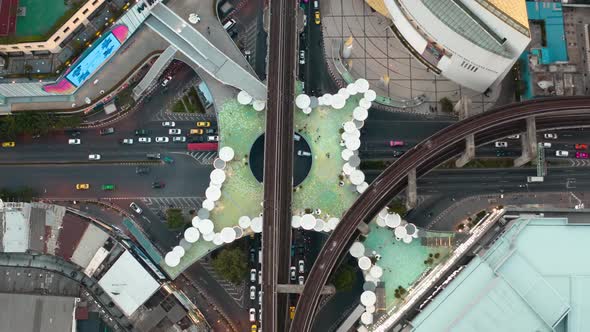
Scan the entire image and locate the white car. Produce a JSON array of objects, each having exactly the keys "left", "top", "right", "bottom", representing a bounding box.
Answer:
[
  {"left": 162, "top": 121, "right": 176, "bottom": 127},
  {"left": 207, "top": 135, "right": 219, "bottom": 142},
  {"left": 555, "top": 150, "right": 569, "bottom": 157},
  {"left": 541, "top": 142, "right": 552, "bottom": 148},
  {"left": 298, "top": 260, "right": 304, "bottom": 274},
  {"left": 258, "top": 270, "right": 262, "bottom": 284},
  {"left": 169, "top": 129, "right": 181, "bottom": 135},
  {"left": 88, "top": 154, "right": 101, "bottom": 160},
  {"left": 250, "top": 269, "right": 257, "bottom": 282},
  {"left": 298, "top": 275, "right": 304, "bottom": 285},
  {"left": 249, "top": 308, "right": 256, "bottom": 322},
  {"left": 544, "top": 133, "right": 558, "bottom": 139},
  {"left": 494, "top": 141, "right": 508, "bottom": 148},
  {"left": 507, "top": 134, "right": 520, "bottom": 139},
  {"left": 290, "top": 266, "right": 296, "bottom": 280},
  {"left": 161, "top": 76, "right": 172, "bottom": 87},
  {"left": 122, "top": 138, "right": 133, "bottom": 145},
  {"left": 173, "top": 136, "right": 186, "bottom": 142},
  {"left": 299, "top": 50, "right": 305, "bottom": 64},
  {"left": 258, "top": 290, "right": 262, "bottom": 305},
  {"left": 155, "top": 137, "right": 169, "bottom": 143},
  {"left": 68, "top": 139, "right": 81, "bottom": 145},
  {"left": 129, "top": 202, "right": 143, "bottom": 214},
  {"left": 138, "top": 137, "right": 151, "bottom": 143},
  {"left": 250, "top": 286, "right": 256, "bottom": 300}
]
